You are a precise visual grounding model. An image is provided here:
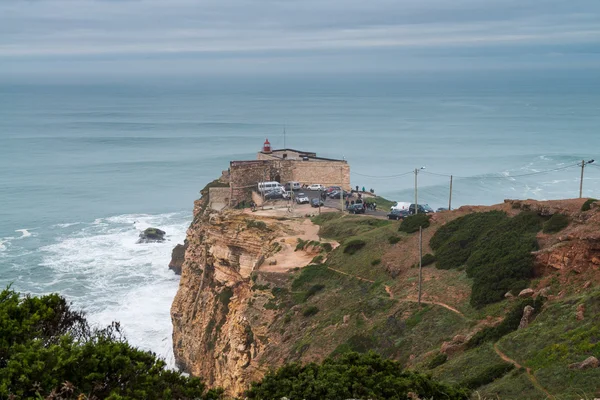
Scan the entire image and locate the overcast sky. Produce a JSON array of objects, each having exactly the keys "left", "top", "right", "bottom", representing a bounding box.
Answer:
[{"left": 2, "top": 0, "right": 600, "bottom": 77}]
